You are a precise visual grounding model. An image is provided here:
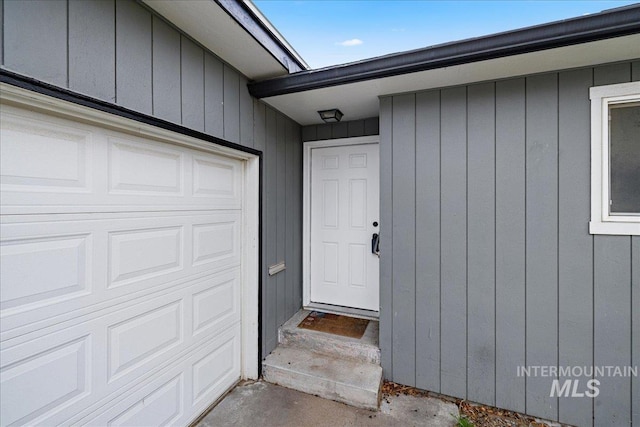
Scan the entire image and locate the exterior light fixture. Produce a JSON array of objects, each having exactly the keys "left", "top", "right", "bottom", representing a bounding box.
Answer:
[{"left": 318, "top": 109, "right": 343, "bottom": 123}]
